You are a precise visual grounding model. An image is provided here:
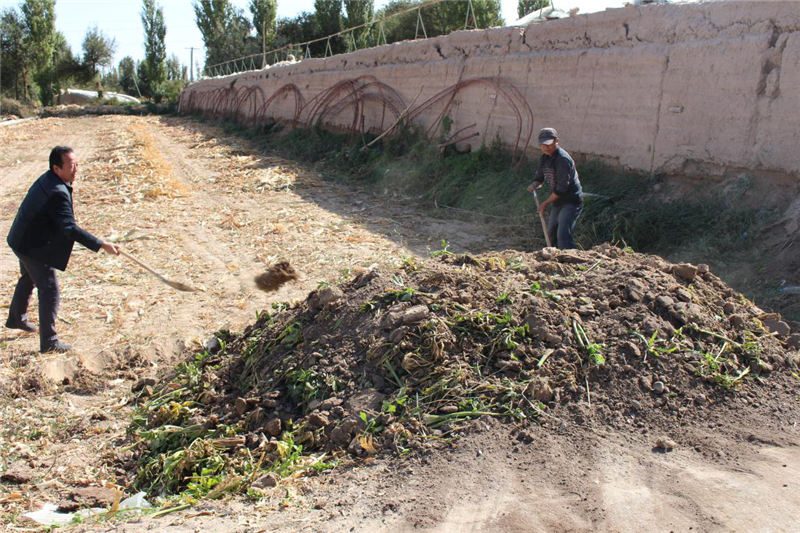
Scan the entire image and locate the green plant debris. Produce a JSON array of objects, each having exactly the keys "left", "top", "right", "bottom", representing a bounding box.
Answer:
[
  {"left": 629, "top": 330, "right": 679, "bottom": 362},
  {"left": 121, "top": 244, "right": 789, "bottom": 510},
  {"left": 572, "top": 320, "right": 605, "bottom": 366}
]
